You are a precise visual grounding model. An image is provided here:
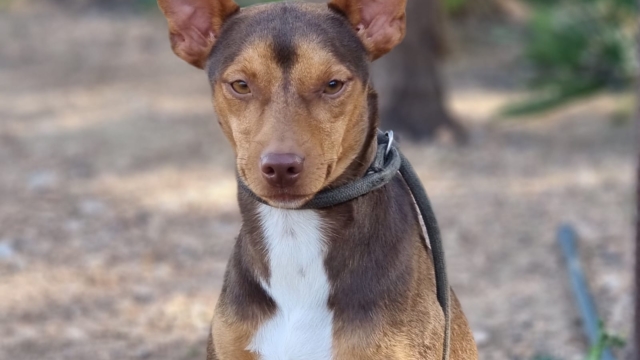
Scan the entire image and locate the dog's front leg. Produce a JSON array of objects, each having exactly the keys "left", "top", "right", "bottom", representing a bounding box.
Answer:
[
  {"left": 207, "top": 334, "right": 257, "bottom": 360},
  {"left": 209, "top": 317, "right": 259, "bottom": 360}
]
